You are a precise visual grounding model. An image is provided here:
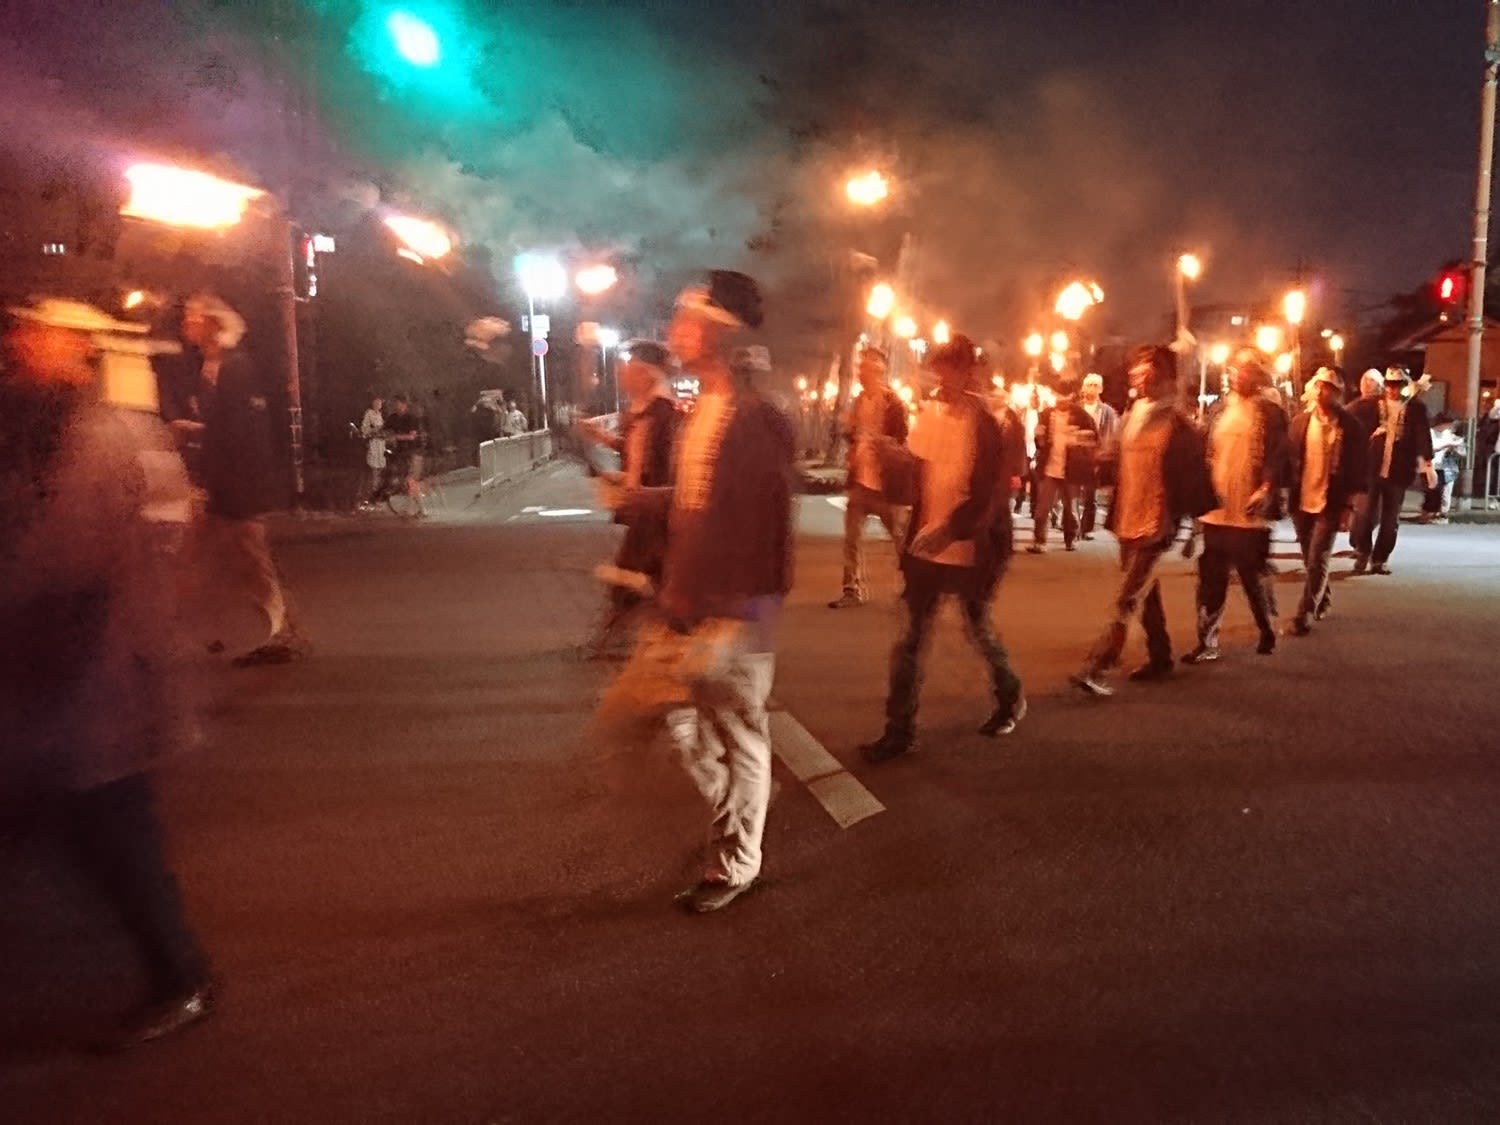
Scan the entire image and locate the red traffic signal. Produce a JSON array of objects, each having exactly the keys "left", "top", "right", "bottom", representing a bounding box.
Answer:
[{"left": 1436, "top": 267, "right": 1467, "bottom": 310}]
